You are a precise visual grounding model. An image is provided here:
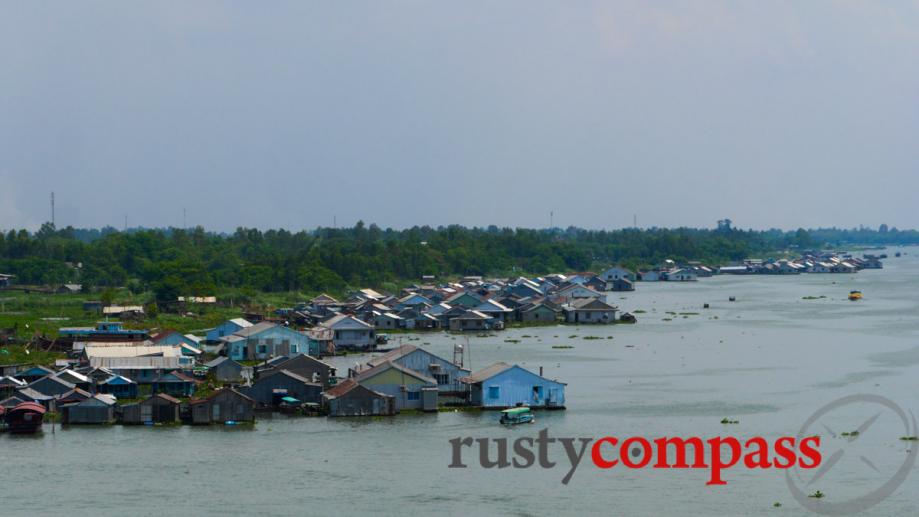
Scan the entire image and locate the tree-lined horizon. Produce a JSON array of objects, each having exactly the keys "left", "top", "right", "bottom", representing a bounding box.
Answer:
[{"left": 1, "top": 222, "right": 914, "bottom": 300}]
